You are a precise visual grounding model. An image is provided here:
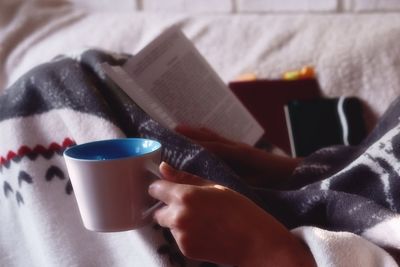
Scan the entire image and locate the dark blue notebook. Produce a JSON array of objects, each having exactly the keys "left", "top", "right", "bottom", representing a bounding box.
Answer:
[{"left": 284, "top": 97, "right": 367, "bottom": 157}]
